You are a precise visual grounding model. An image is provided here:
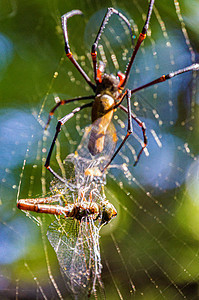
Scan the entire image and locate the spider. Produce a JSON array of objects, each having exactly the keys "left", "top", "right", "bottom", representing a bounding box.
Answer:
[{"left": 44, "top": 0, "right": 199, "bottom": 183}]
